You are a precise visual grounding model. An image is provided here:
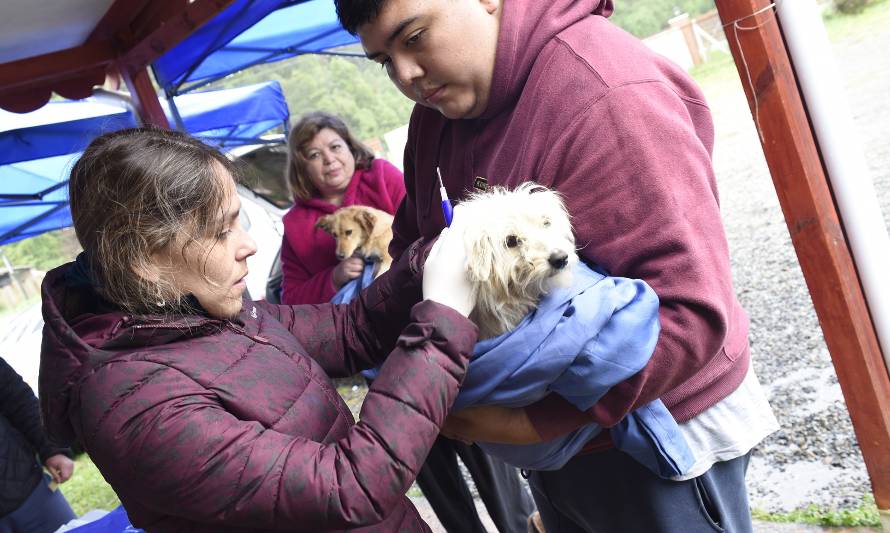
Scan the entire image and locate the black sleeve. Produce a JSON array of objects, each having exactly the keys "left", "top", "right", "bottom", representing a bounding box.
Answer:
[{"left": 0, "top": 357, "right": 72, "bottom": 462}]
